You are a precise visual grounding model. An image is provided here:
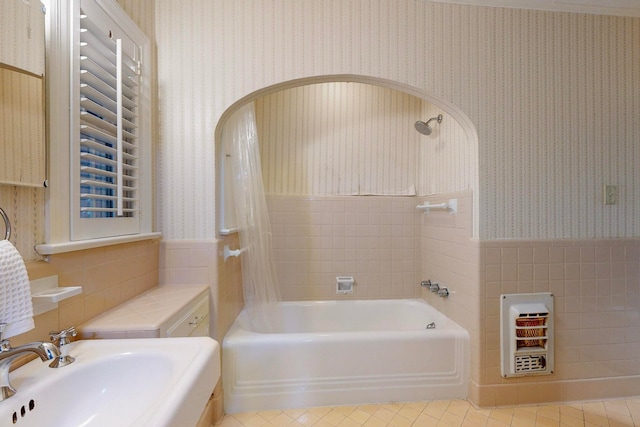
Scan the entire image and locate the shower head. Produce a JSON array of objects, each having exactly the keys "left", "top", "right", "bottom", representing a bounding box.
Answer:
[
  {"left": 414, "top": 121, "right": 433, "bottom": 135},
  {"left": 414, "top": 114, "right": 443, "bottom": 136}
]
